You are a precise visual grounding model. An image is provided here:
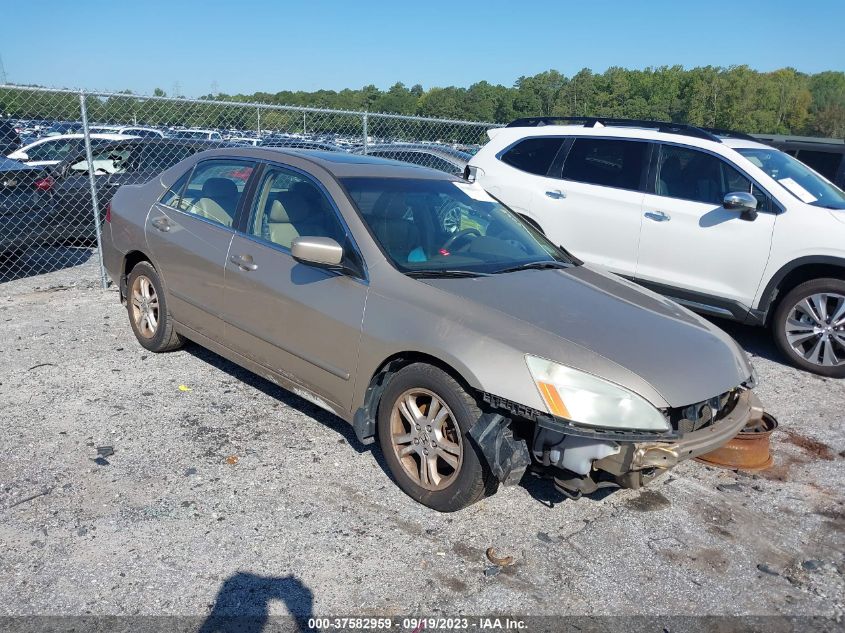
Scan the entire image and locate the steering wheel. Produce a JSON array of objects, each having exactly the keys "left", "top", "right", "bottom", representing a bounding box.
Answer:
[{"left": 442, "top": 228, "right": 481, "bottom": 252}]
